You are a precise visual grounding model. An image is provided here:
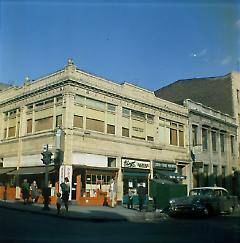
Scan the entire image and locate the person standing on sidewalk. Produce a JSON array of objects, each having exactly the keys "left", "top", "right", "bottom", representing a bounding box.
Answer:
[
  {"left": 127, "top": 188, "right": 133, "bottom": 209},
  {"left": 30, "top": 180, "right": 39, "bottom": 203},
  {"left": 137, "top": 182, "right": 146, "bottom": 212},
  {"left": 21, "top": 179, "right": 30, "bottom": 204},
  {"left": 56, "top": 192, "right": 62, "bottom": 214},
  {"left": 60, "top": 177, "right": 70, "bottom": 212},
  {"left": 109, "top": 178, "right": 117, "bottom": 208}
]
